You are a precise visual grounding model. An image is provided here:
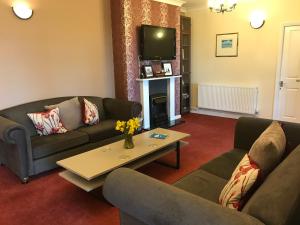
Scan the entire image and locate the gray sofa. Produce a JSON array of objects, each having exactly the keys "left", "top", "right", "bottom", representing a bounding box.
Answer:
[
  {"left": 0, "top": 96, "right": 142, "bottom": 183},
  {"left": 103, "top": 117, "right": 300, "bottom": 225}
]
